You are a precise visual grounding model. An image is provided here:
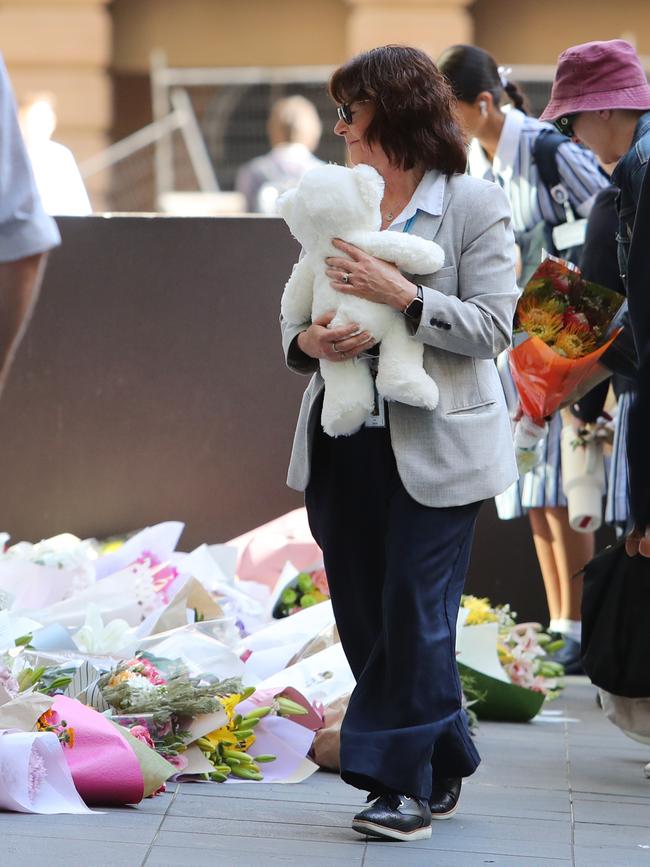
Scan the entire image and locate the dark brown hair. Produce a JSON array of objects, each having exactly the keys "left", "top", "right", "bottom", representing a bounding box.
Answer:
[
  {"left": 329, "top": 45, "right": 467, "bottom": 175},
  {"left": 438, "top": 45, "right": 528, "bottom": 115}
]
